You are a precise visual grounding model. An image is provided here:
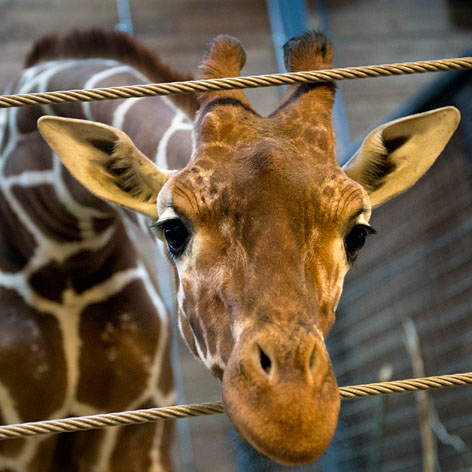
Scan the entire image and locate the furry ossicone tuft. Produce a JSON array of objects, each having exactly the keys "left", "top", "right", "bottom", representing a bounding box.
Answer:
[
  {"left": 283, "top": 31, "right": 334, "bottom": 72},
  {"left": 199, "top": 35, "right": 247, "bottom": 79}
]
